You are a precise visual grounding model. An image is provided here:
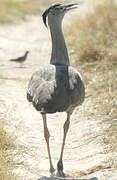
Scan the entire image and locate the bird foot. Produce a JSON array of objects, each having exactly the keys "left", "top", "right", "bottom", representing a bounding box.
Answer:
[
  {"left": 56, "top": 160, "right": 65, "bottom": 177},
  {"left": 56, "top": 170, "right": 66, "bottom": 178},
  {"left": 50, "top": 166, "right": 55, "bottom": 176}
]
